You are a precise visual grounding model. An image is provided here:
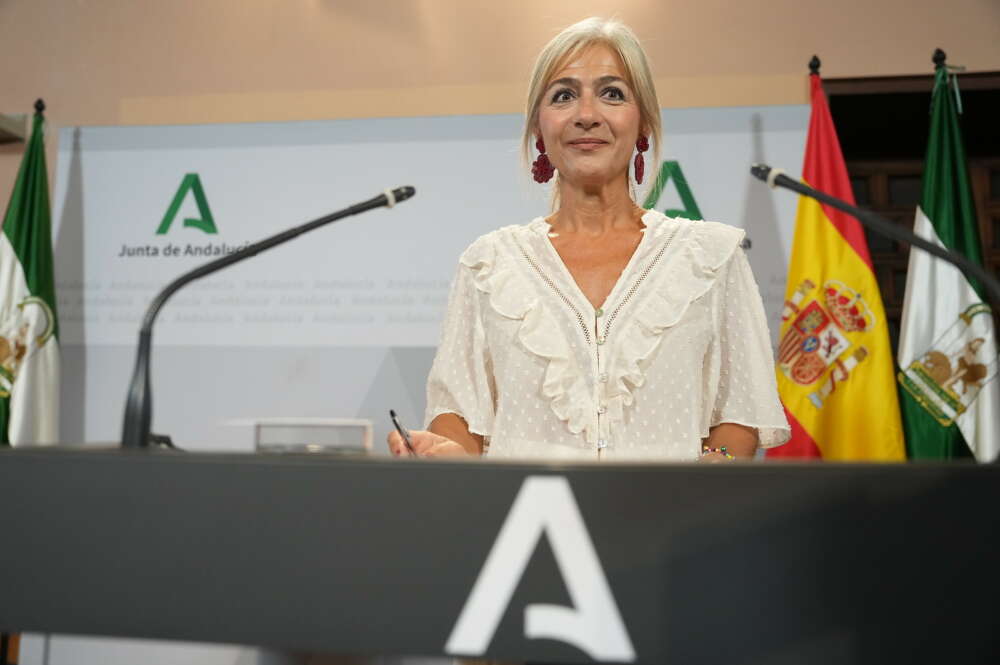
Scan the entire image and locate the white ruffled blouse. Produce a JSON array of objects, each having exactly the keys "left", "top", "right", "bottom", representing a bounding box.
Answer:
[{"left": 424, "top": 210, "right": 790, "bottom": 461}]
